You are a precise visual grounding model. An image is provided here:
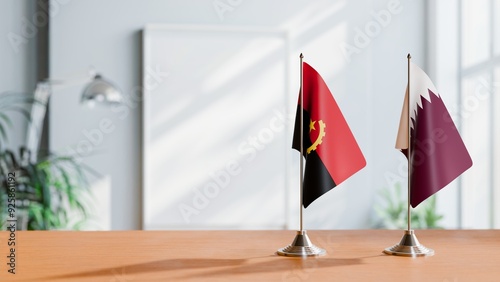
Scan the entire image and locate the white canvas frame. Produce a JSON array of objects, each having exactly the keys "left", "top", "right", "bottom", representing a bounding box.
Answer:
[{"left": 142, "top": 25, "right": 296, "bottom": 230}]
